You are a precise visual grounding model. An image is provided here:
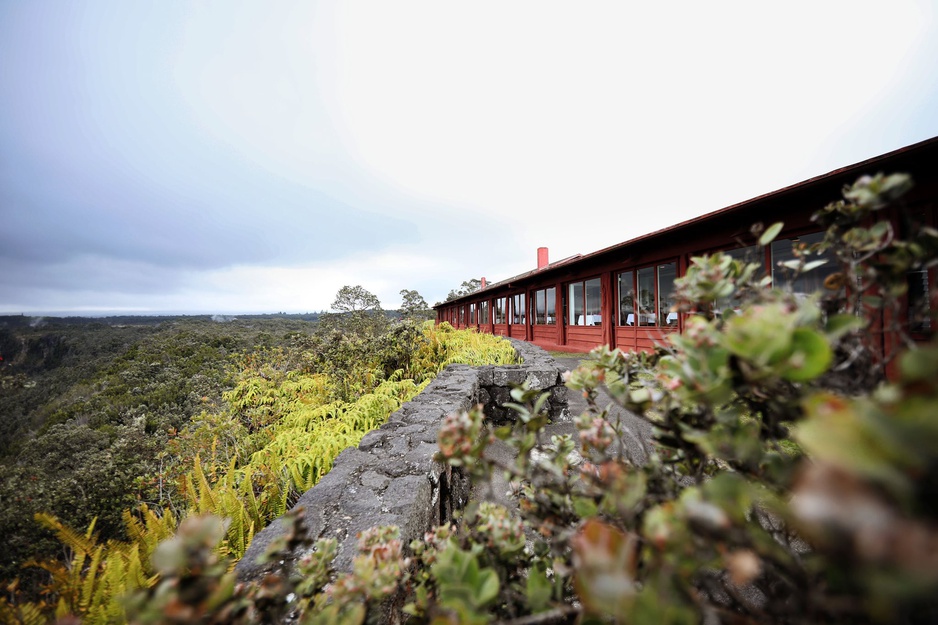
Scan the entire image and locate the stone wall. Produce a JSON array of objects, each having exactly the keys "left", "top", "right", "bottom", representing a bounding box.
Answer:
[{"left": 236, "top": 338, "right": 567, "bottom": 581}]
